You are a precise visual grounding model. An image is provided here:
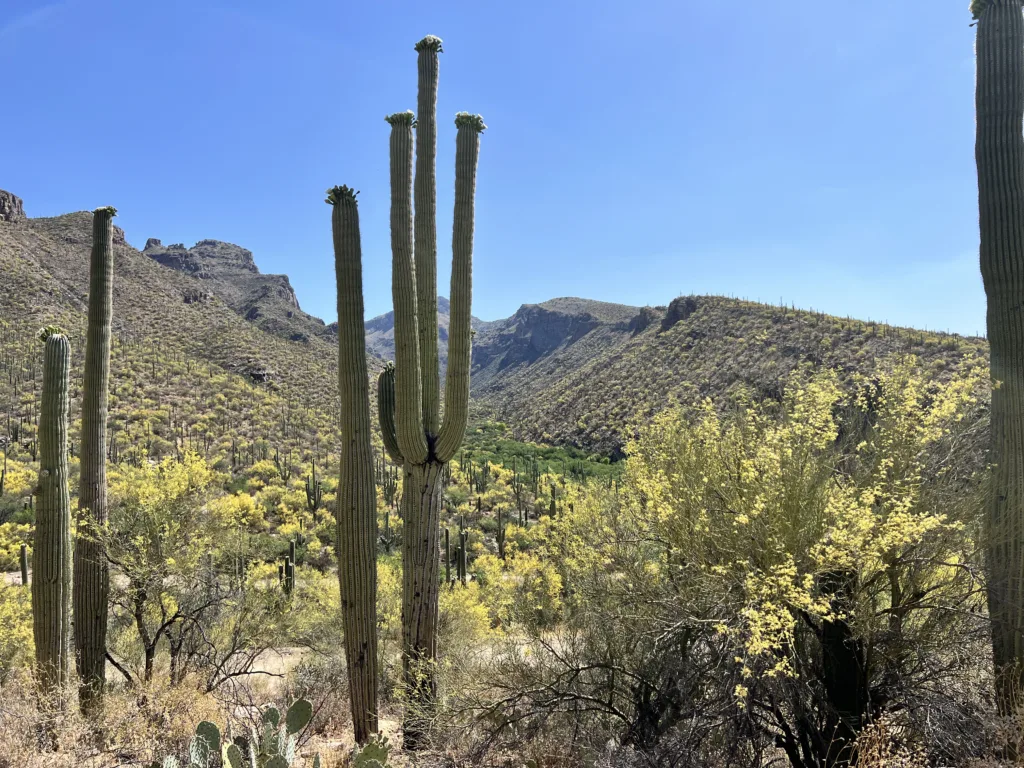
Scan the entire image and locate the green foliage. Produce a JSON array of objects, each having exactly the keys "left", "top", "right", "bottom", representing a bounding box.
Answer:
[{"left": 462, "top": 356, "right": 989, "bottom": 763}]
